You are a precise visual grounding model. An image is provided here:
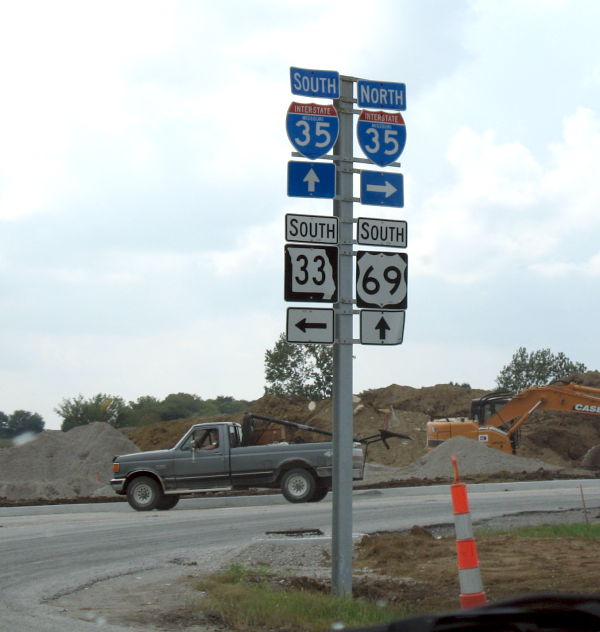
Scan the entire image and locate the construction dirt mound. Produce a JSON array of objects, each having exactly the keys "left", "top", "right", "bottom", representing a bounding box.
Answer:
[
  {"left": 0, "top": 422, "right": 139, "bottom": 501},
  {"left": 2, "top": 376, "right": 600, "bottom": 504},
  {"left": 126, "top": 376, "right": 600, "bottom": 471}
]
